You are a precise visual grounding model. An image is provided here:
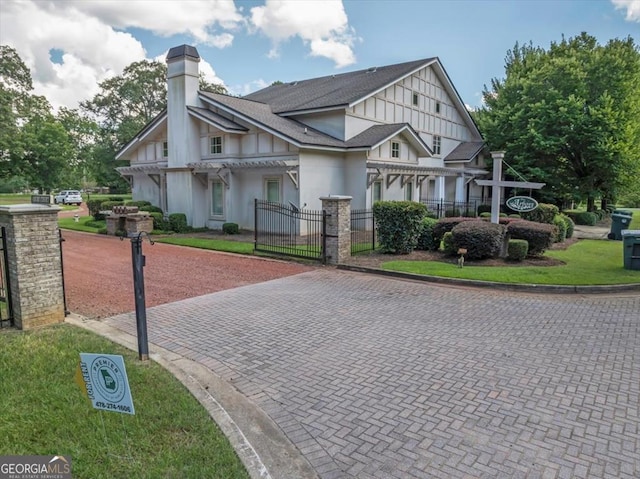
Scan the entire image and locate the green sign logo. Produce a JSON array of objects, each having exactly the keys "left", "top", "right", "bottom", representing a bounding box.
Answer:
[
  {"left": 90, "top": 356, "right": 125, "bottom": 403},
  {"left": 506, "top": 196, "right": 538, "bottom": 212}
]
